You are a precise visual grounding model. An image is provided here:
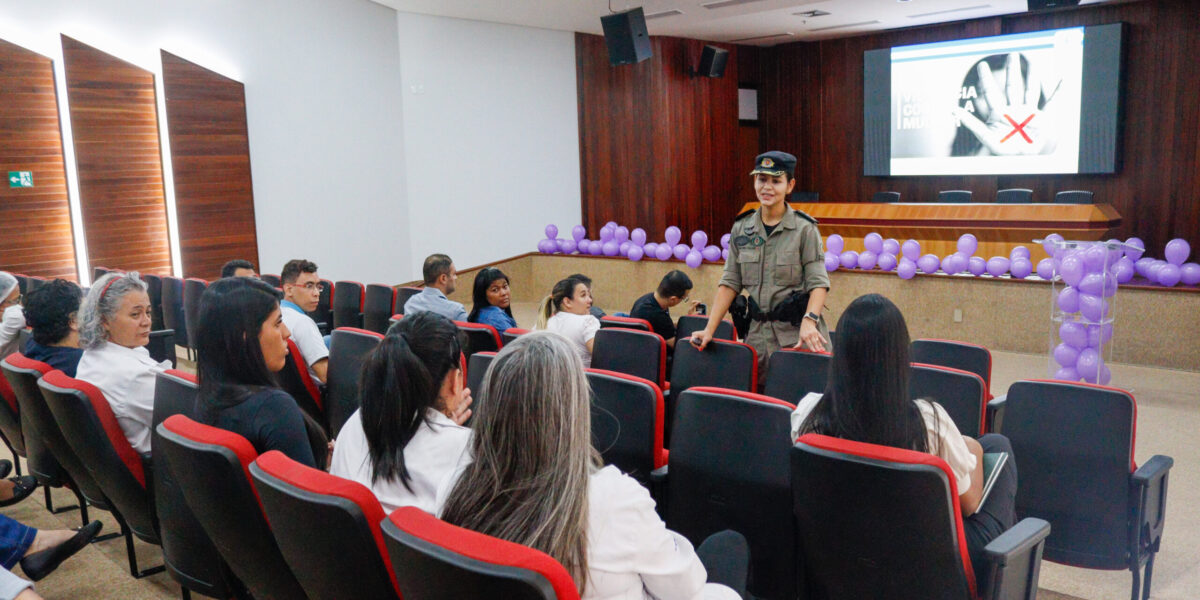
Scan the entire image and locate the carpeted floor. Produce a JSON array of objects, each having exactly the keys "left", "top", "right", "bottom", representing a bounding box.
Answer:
[{"left": 3, "top": 343, "right": 1195, "bottom": 599}]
